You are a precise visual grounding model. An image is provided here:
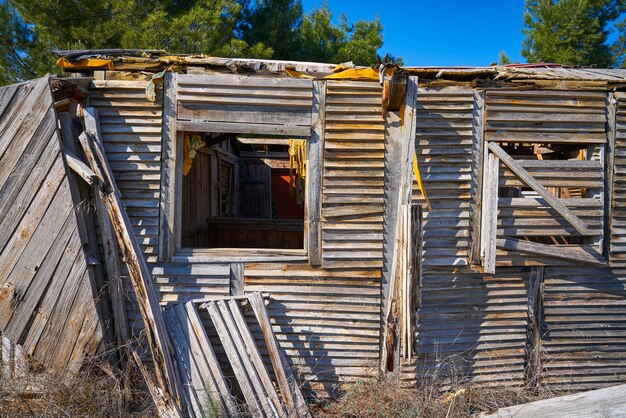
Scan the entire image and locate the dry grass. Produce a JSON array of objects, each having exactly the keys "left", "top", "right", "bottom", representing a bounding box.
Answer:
[
  {"left": 313, "top": 378, "right": 553, "bottom": 418},
  {"left": 0, "top": 355, "right": 155, "bottom": 417}
]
